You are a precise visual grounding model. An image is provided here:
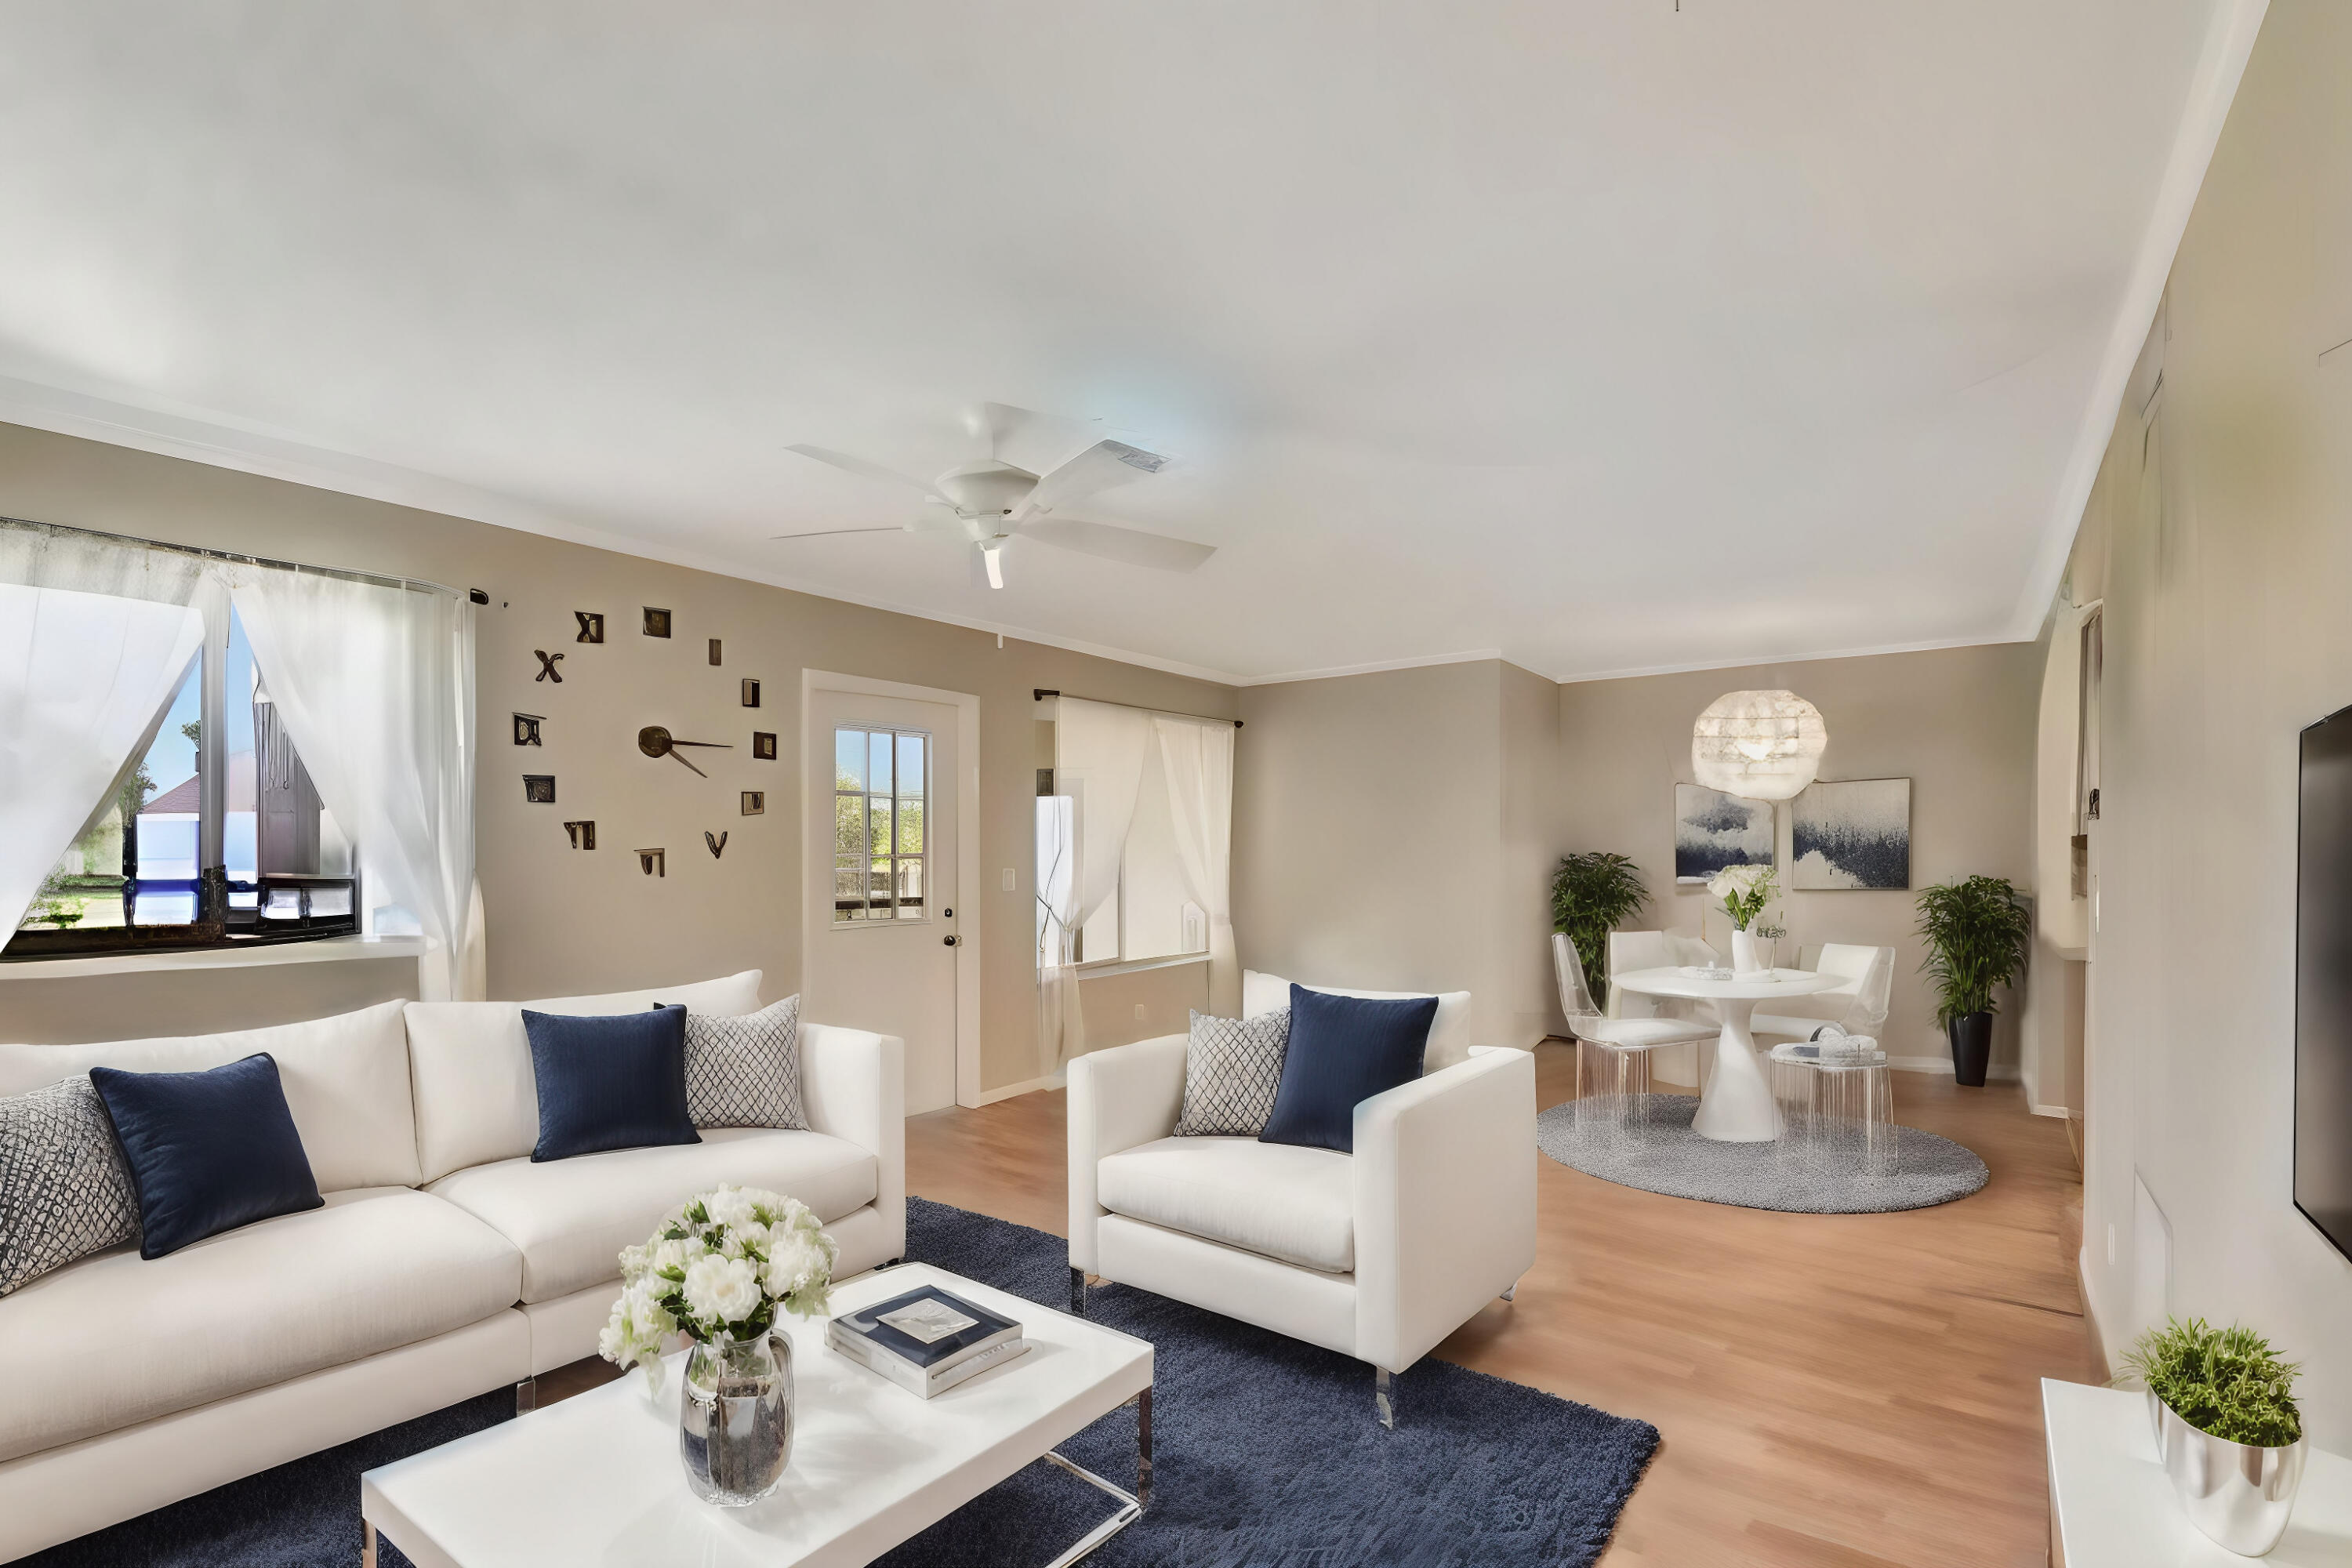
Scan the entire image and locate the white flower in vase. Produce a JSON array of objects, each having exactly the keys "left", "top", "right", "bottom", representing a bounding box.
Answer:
[{"left": 599, "top": 1183, "right": 840, "bottom": 1390}]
